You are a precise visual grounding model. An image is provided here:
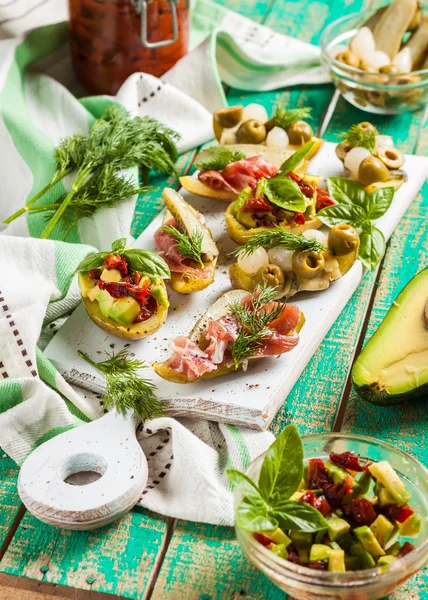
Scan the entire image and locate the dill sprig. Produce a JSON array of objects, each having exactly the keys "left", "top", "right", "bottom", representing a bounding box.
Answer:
[
  {"left": 234, "top": 229, "right": 329, "bottom": 257},
  {"left": 274, "top": 104, "right": 312, "bottom": 130},
  {"left": 194, "top": 146, "right": 246, "bottom": 172},
  {"left": 163, "top": 225, "right": 205, "bottom": 267},
  {"left": 78, "top": 349, "right": 164, "bottom": 422},
  {"left": 4, "top": 105, "right": 179, "bottom": 237},
  {"left": 229, "top": 285, "right": 285, "bottom": 368},
  {"left": 339, "top": 124, "right": 376, "bottom": 153}
]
